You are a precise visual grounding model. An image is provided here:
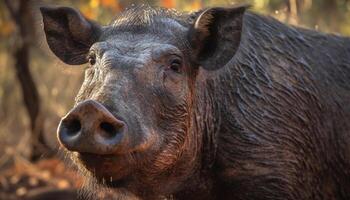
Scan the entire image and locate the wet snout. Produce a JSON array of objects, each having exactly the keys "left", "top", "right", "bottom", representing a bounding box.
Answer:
[{"left": 58, "top": 100, "right": 127, "bottom": 154}]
